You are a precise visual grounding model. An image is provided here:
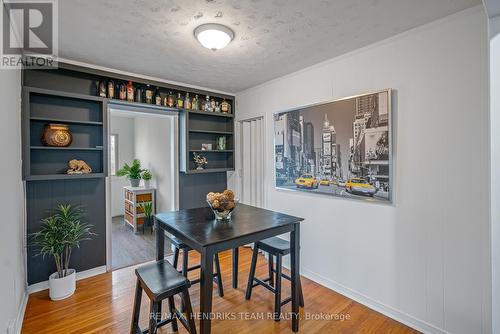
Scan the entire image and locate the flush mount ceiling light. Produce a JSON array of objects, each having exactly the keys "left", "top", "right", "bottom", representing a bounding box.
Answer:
[{"left": 194, "top": 23, "right": 234, "bottom": 51}]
